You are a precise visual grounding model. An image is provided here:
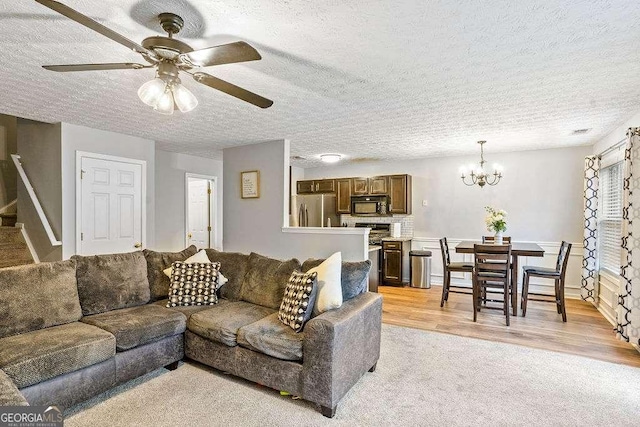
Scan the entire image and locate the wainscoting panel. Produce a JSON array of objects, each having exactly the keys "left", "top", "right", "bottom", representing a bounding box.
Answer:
[
  {"left": 597, "top": 271, "right": 619, "bottom": 325},
  {"left": 411, "top": 238, "right": 584, "bottom": 299}
]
